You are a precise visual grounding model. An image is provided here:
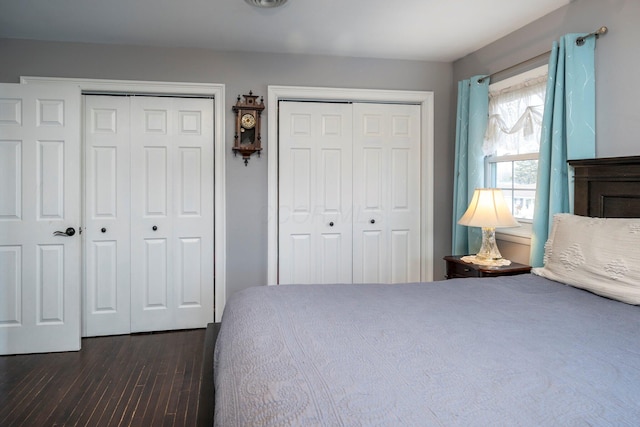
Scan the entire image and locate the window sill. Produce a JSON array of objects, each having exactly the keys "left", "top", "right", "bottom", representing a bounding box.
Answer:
[{"left": 496, "top": 223, "right": 532, "bottom": 246}]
